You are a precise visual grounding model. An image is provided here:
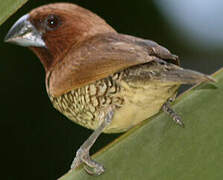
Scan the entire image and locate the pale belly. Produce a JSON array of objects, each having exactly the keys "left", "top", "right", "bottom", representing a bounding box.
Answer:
[{"left": 104, "top": 81, "right": 179, "bottom": 133}]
